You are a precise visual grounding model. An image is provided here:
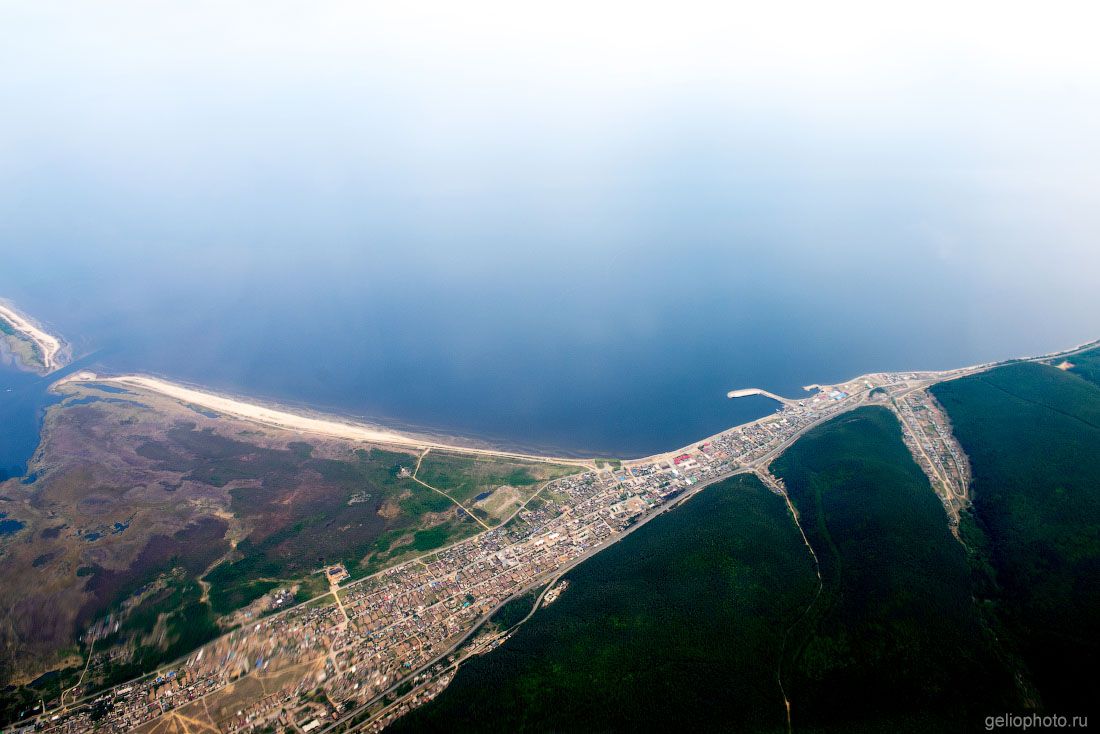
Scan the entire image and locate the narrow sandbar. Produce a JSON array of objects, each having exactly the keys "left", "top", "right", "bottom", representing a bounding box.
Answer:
[
  {"left": 0, "top": 301, "right": 65, "bottom": 372},
  {"left": 55, "top": 372, "right": 593, "bottom": 467}
]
